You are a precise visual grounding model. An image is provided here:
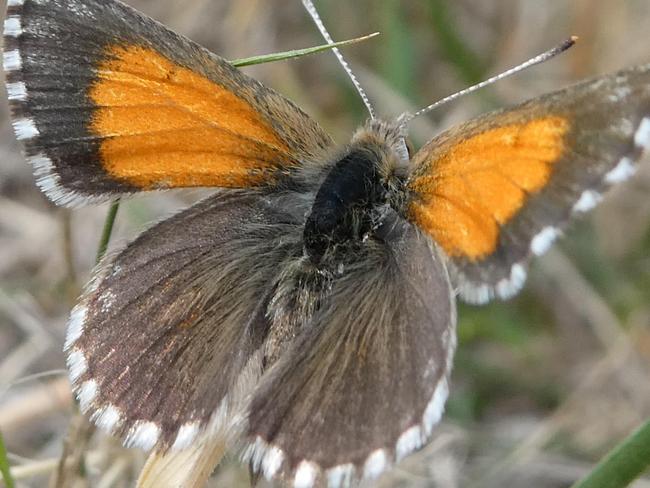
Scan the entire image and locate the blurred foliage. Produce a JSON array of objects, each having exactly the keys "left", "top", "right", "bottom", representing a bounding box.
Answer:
[
  {"left": 427, "top": 0, "right": 488, "bottom": 85},
  {"left": 571, "top": 419, "right": 650, "bottom": 488},
  {"left": 0, "top": 432, "right": 14, "bottom": 488}
]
